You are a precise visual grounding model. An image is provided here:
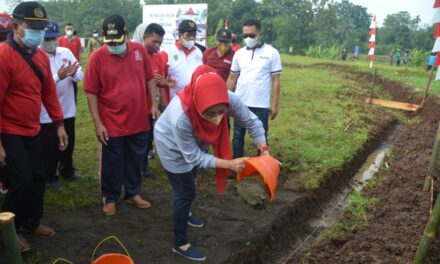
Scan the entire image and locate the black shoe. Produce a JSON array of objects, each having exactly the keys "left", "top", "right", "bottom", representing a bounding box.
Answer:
[
  {"left": 47, "top": 181, "right": 64, "bottom": 191},
  {"left": 229, "top": 172, "right": 237, "bottom": 179},
  {"left": 142, "top": 170, "right": 157, "bottom": 180},
  {"left": 63, "top": 171, "right": 83, "bottom": 181}
]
